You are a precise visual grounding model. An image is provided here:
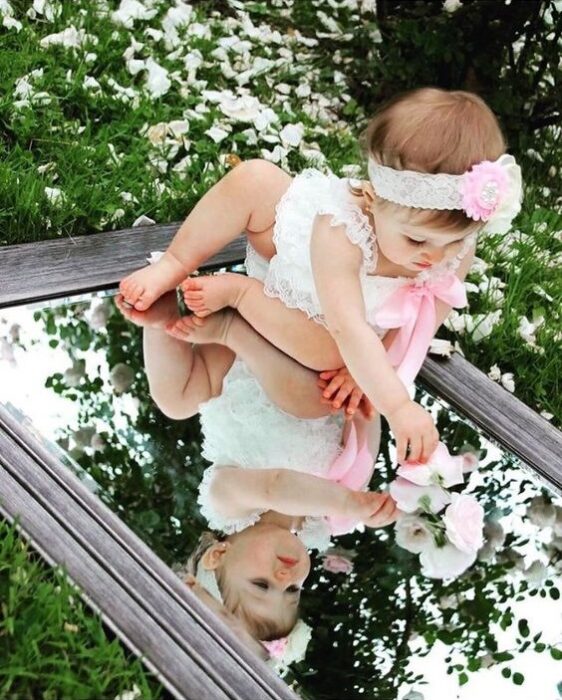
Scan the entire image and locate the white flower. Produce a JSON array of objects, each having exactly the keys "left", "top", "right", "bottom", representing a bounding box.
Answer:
[
  {"left": 420, "top": 541, "right": 476, "bottom": 579},
  {"left": 146, "top": 122, "right": 167, "bottom": 145},
  {"left": 394, "top": 514, "right": 433, "bottom": 554},
  {"left": 483, "top": 518, "right": 505, "bottom": 549},
  {"left": 40, "top": 26, "right": 96, "bottom": 50},
  {"left": 500, "top": 372, "right": 515, "bottom": 393},
  {"left": 279, "top": 122, "right": 304, "bottom": 147},
  {"left": 83, "top": 75, "right": 101, "bottom": 92},
  {"left": 110, "top": 363, "right": 135, "bottom": 394},
  {"left": 162, "top": 2, "right": 193, "bottom": 49},
  {"left": 261, "top": 145, "right": 287, "bottom": 164},
  {"left": 132, "top": 215, "right": 155, "bottom": 227},
  {"left": 205, "top": 126, "right": 230, "bottom": 143},
  {"left": 439, "top": 594, "right": 458, "bottom": 610},
  {"left": 88, "top": 301, "right": 110, "bottom": 330},
  {"left": 254, "top": 107, "right": 278, "bottom": 132},
  {"left": 64, "top": 360, "right": 86, "bottom": 388},
  {"left": 442, "top": 494, "right": 484, "bottom": 554},
  {"left": 443, "top": 0, "right": 462, "bottom": 12},
  {"left": 45, "top": 186, "right": 63, "bottom": 206},
  {"left": 219, "top": 94, "right": 262, "bottom": 122},
  {"left": 397, "top": 443, "right": 464, "bottom": 488},
  {"left": 168, "top": 120, "right": 189, "bottom": 138},
  {"left": 488, "top": 364, "right": 501, "bottom": 381},
  {"left": 114, "top": 685, "right": 141, "bottom": 700},
  {"left": 527, "top": 496, "right": 556, "bottom": 527},
  {"left": 3, "top": 15, "right": 21, "bottom": 31},
  {"left": 523, "top": 560, "right": 548, "bottom": 587},
  {"left": 268, "top": 619, "right": 312, "bottom": 673},
  {"left": 444, "top": 310, "right": 502, "bottom": 342}
]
